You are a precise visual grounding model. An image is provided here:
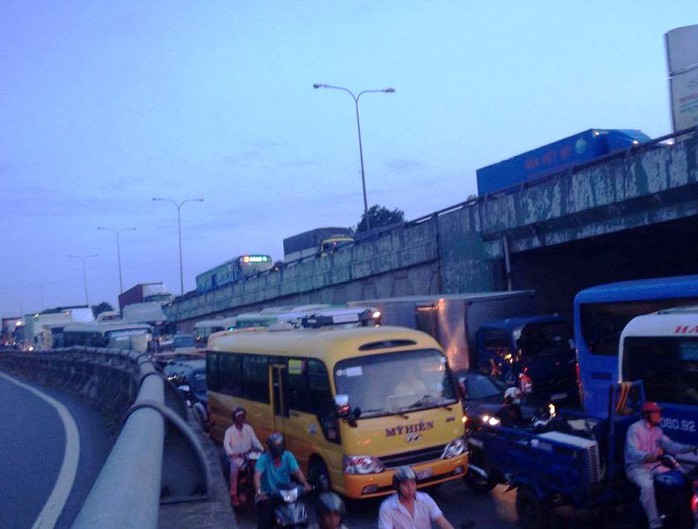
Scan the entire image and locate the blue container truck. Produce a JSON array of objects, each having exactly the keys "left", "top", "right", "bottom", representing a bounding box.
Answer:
[{"left": 476, "top": 129, "right": 651, "bottom": 196}]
